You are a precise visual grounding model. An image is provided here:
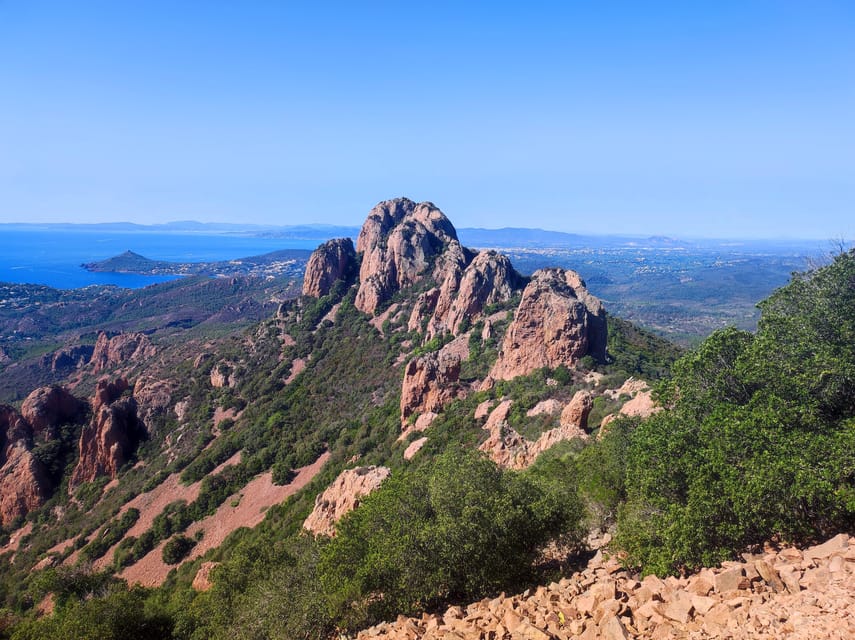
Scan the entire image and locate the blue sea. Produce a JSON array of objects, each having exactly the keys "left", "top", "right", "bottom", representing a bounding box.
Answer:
[{"left": 0, "top": 228, "right": 319, "bottom": 289}]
